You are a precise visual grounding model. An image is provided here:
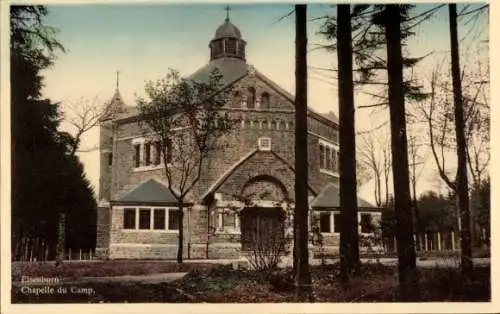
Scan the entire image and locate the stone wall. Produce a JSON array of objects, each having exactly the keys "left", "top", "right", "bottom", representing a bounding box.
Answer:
[{"left": 99, "top": 71, "right": 342, "bottom": 259}]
